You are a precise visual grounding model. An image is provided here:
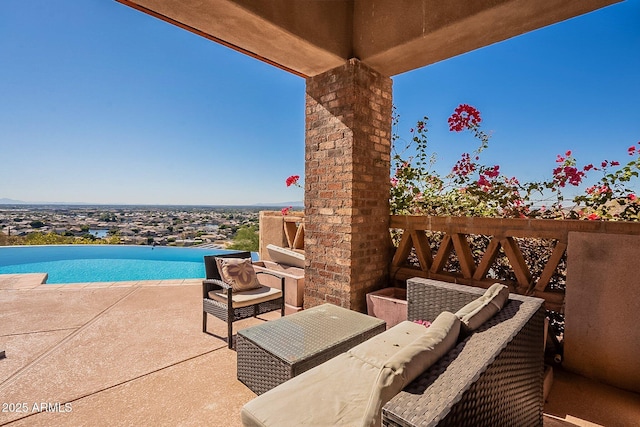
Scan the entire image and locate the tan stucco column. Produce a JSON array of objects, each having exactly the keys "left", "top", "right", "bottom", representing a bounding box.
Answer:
[{"left": 304, "top": 58, "right": 393, "bottom": 312}]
